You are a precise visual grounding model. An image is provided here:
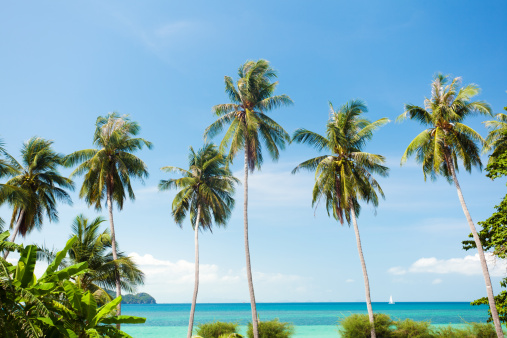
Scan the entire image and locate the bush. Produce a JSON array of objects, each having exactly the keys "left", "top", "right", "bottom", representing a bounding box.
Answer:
[
  {"left": 247, "top": 319, "right": 295, "bottom": 338},
  {"left": 196, "top": 321, "right": 239, "bottom": 338},
  {"left": 392, "top": 319, "right": 433, "bottom": 338},
  {"left": 434, "top": 323, "right": 496, "bottom": 338},
  {"left": 339, "top": 313, "right": 393, "bottom": 338}
]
